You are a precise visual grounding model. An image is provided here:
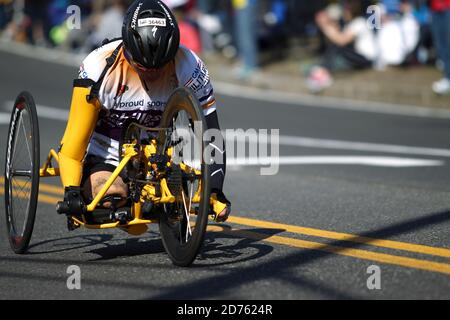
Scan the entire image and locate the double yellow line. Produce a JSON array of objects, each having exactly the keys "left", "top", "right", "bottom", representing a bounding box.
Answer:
[
  {"left": 1, "top": 177, "right": 450, "bottom": 275},
  {"left": 214, "top": 219, "right": 450, "bottom": 276}
]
